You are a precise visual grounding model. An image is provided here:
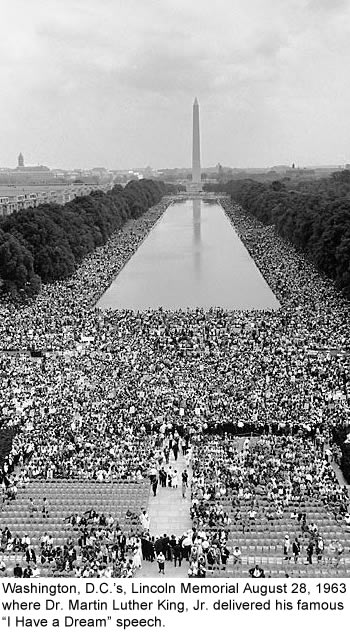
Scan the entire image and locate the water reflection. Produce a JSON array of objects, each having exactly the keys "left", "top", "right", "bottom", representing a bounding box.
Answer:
[
  {"left": 192, "top": 199, "right": 201, "bottom": 279},
  {"left": 96, "top": 199, "right": 280, "bottom": 311},
  {"left": 193, "top": 199, "right": 201, "bottom": 243}
]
